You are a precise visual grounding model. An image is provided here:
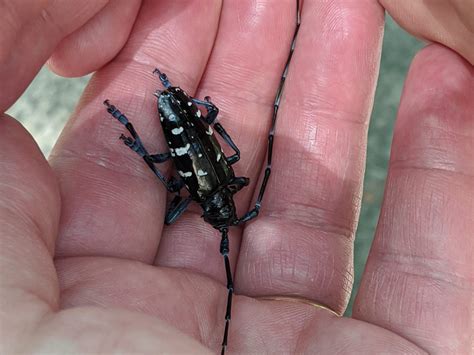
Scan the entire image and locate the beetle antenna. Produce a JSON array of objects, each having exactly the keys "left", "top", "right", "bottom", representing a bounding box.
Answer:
[
  {"left": 234, "top": 0, "right": 302, "bottom": 225},
  {"left": 260, "top": 0, "right": 301, "bottom": 201},
  {"left": 219, "top": 228, "right": 233, "bottom": 355}
]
